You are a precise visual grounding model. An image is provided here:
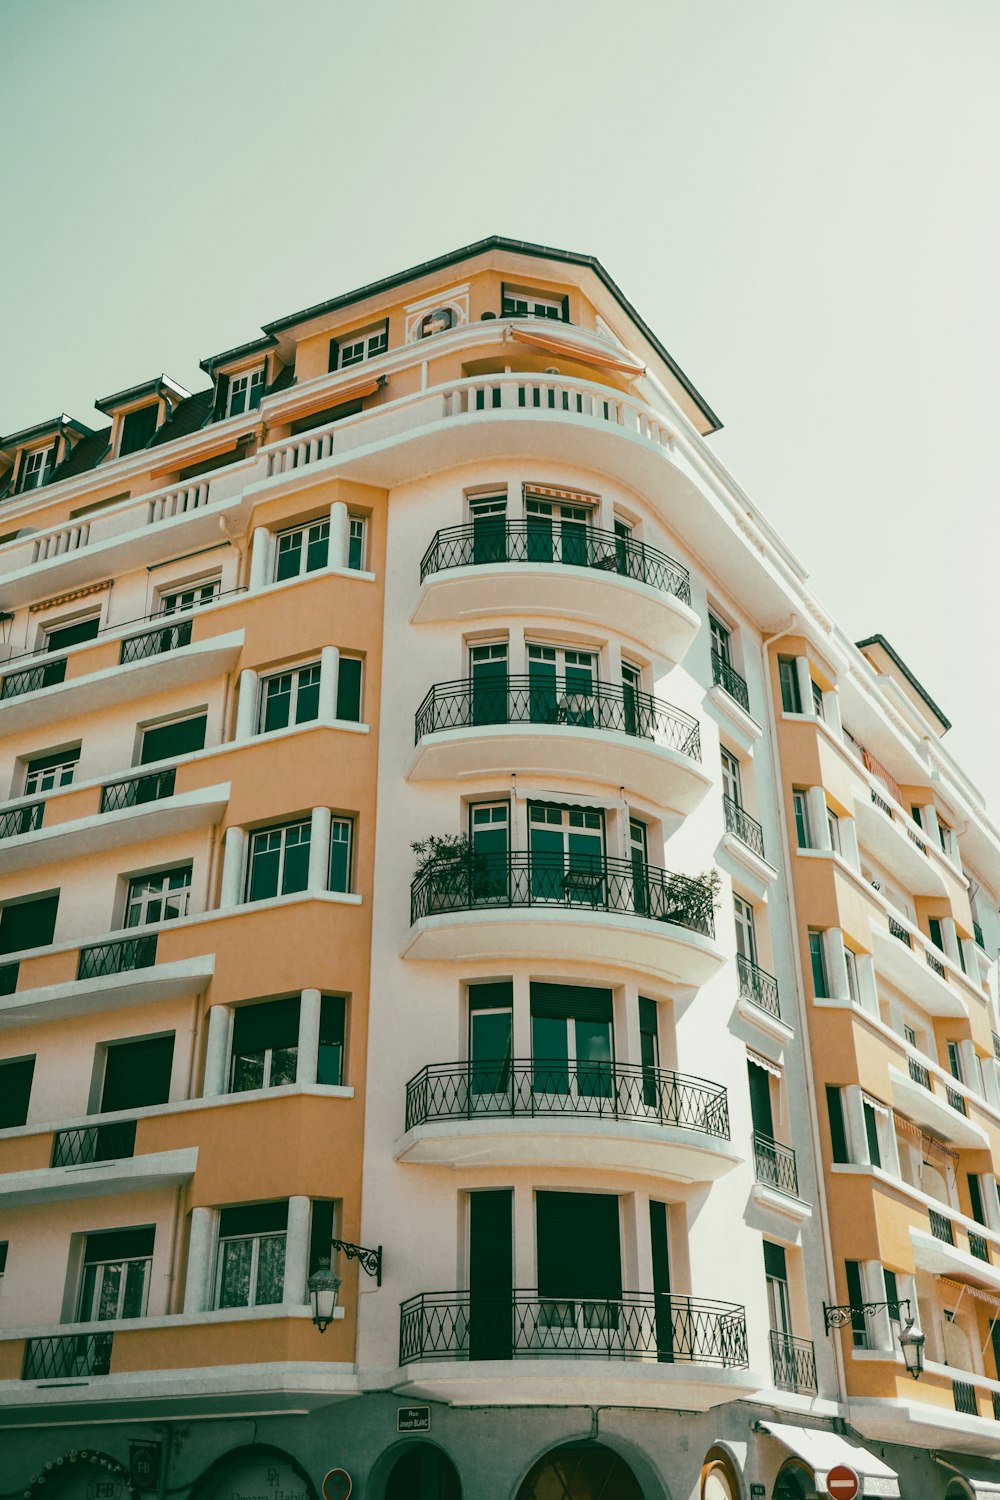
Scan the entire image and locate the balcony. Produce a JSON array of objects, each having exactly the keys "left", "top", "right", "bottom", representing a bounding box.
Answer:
[
  {"left": 395, "top": 1290, "right": 755, "bottom": 1408},
  {"left": 405, "top": 850, "right": 723, "bottom": 986},
  {"left": 396, "top": 1060, "right": 737, "bottom": 1181},
  {"left": 888, "top": 1066, "right": 988, "bottom": 1150},
  {"left": 412, "top": 520, "right": 700, "bottom": 664},
  {"left": 736, "top": 955, "right": 783, "bottom": 1024},
  {"left": 77, "top": 934, "right": 158, "bottom": 981},
  {"left": 769, "top": 1330, "right": 817, "bottom": 1394},
  {"left": 51, "top": 1119, "right": 136, "bottom": 1167},
  {"left": 710, "top": 651, "right": 750, "bottom": 715},
  {"left": 0, "top": 656, "right": 67, "bottom": 700},
  {"left": 0, "top": 1138, "right": 196, "bottom": 1207},
  {"left": 100, "top": 768, "right": 176, "bottom": 812},
  {"left": 853, "top": 785, "right": 947, "bottom": 897},
  {"left": 0, "top": 963, "right": 17, "bottom": 997},
  {"left": 119, "top": 618, "right": 192, "bottom": 664},
  {"left": 23, "top": 1333, "right": 113, "bottom": 1381},
  {"left": 871, "top": 915, "right": 966, "bottom": 1018},
  {"left": 0, "top": 940, "right": 214, "bottom": 1031},
  {"left": 910, "top": 1217, "right": 1000, "bottom": 1295},
  {"left": 753, "top": 1133, "right": 799, "bottom": 1197},
  {"left": 408, "top": 677, "right": 709, "bottom": 814},
  {"left": 0, "top": 800, "right": 44, "bottom": 840}
]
